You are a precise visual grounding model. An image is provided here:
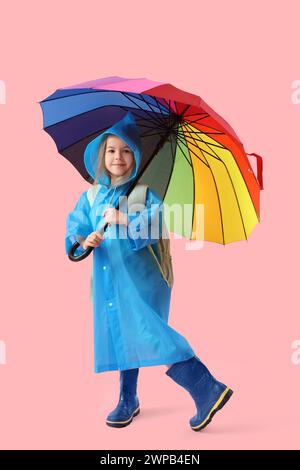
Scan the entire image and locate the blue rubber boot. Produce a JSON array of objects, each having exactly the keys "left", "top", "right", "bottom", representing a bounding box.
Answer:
[
  {"left": 106, "top": 368, "right": 140, "bottom": 428},
  {"left": 165, "top": 355, "right": 233, "bottom": 431}
]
